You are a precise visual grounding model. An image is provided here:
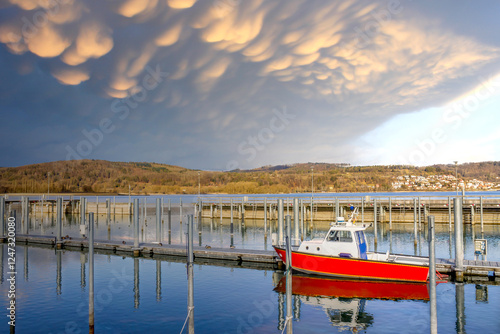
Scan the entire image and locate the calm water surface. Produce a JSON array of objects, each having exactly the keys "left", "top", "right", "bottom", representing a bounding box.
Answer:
[
  {"left": 2, "top": 198, "right": 500, "bottom": 333},
  {"left": 0, "top": 245, "right": 499, "bottom": 333}
]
